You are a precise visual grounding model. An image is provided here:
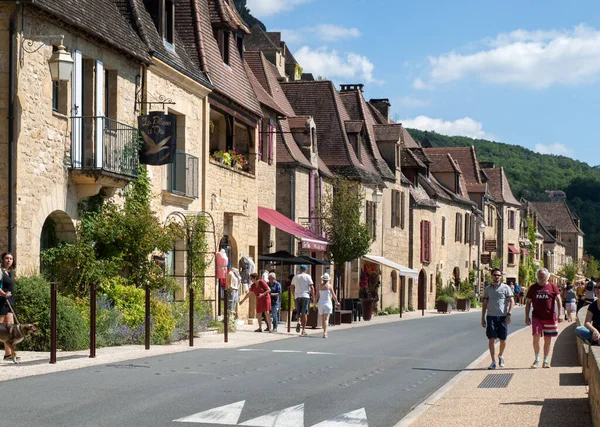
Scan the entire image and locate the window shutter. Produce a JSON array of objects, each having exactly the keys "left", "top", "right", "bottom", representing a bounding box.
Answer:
[
  {"left": 400, "top": 191, "right": 405, "bottom": 230},
  {"left": 268, "top": 122, "right": 274, "bottom": 165},
  {"left": 391, "top": 191, "right": 396, "bottom": 228},
  {"left": 425, "top": 221, "right": 431, "bottom": 262},
  {"left": 420, "top": 220, "right": 425, "bottom": 263},
  {"left": 257, "top": 119, "right": 263, "bottom": 161},
  {"left": 71, "top": 50, "right": 83, "bottom": 168},
  {"left": 95, "top": 60, "right": 104, "bottom": 168}
]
